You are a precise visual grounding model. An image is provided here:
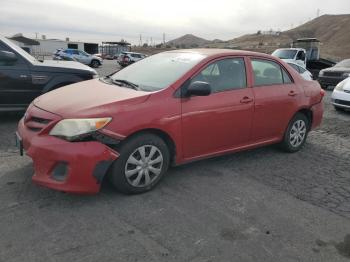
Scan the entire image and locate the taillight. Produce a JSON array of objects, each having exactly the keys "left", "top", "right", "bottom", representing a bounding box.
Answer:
[
  {"left": 123, "top": 56, "right": 129, "bottom": 62},
  {"left": 320, "top": 89, "right": 325, "bottom": 98}
]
